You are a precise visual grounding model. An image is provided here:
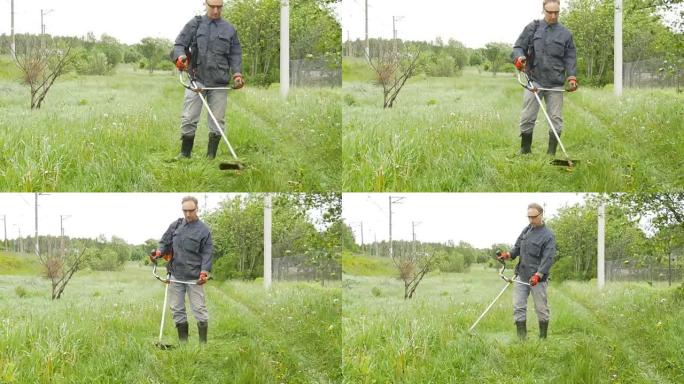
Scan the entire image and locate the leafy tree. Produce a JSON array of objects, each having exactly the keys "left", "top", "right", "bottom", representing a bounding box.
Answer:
[
  {"left": 137, "top": 37, "right": 172, "bottom": 74},
  {"left": 483, "top": 42, "right": 511, "bottom": 76}
]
